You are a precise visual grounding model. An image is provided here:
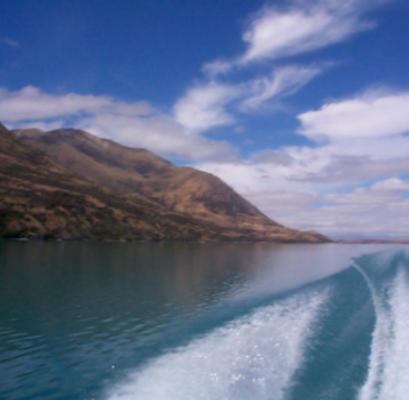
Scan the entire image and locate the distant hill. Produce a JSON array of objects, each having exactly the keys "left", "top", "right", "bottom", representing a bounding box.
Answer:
[{"left": 0, "top": 123, "right": 328, "bottom": 242}]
